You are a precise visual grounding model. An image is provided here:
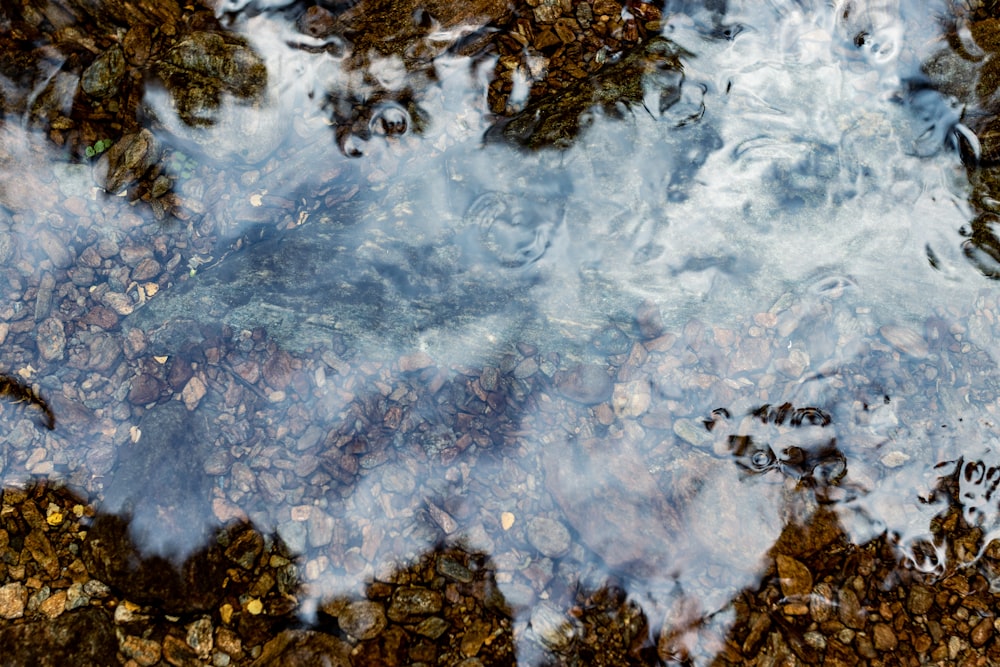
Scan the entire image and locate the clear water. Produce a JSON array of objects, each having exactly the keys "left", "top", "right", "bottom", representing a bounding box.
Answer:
[{"left": 3, "top": 0, "right": 1000, "bottom": 663}]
